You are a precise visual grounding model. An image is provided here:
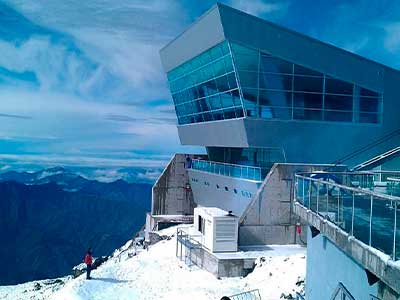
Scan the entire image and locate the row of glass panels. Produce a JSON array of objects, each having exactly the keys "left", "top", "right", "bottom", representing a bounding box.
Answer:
[
  {"left": 296, "top": 175, "right": 400, "bottom": 260},
  {"left": 191, "top": 159, "right": 262, "bottom": 181},
  {"left": 166, "top": 40, "right": 383, "bottom": 125},
  {"left": 232, "top": 42, "right": 383, "bottom": 124},
  {"left": 168, "top": 41, "right": 244, "bottom": 125}
]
